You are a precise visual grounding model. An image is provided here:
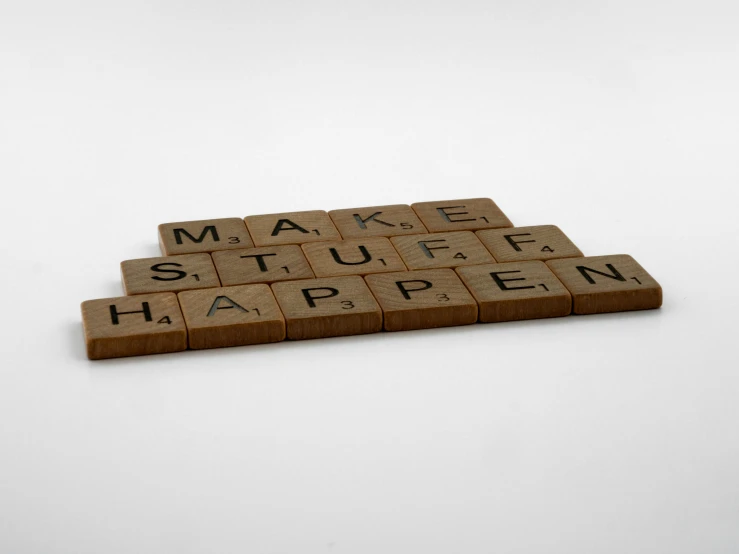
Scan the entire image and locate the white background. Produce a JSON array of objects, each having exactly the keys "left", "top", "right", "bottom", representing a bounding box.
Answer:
[{"left": 1, "top": 1, "right": 738, "bottom": 553}]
